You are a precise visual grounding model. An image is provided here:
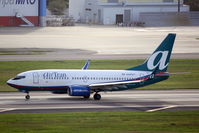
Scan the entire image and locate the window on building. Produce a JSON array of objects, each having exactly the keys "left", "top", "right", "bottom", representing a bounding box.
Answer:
[
  {"left": 163, "top": 0, "right": 174, "bottom": 2},
  {"left": 85, "top": 8, "right": 91, "bottom": 11},
  {"left": 108, "top": 0, "right": 119, "bottom": 3}
]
